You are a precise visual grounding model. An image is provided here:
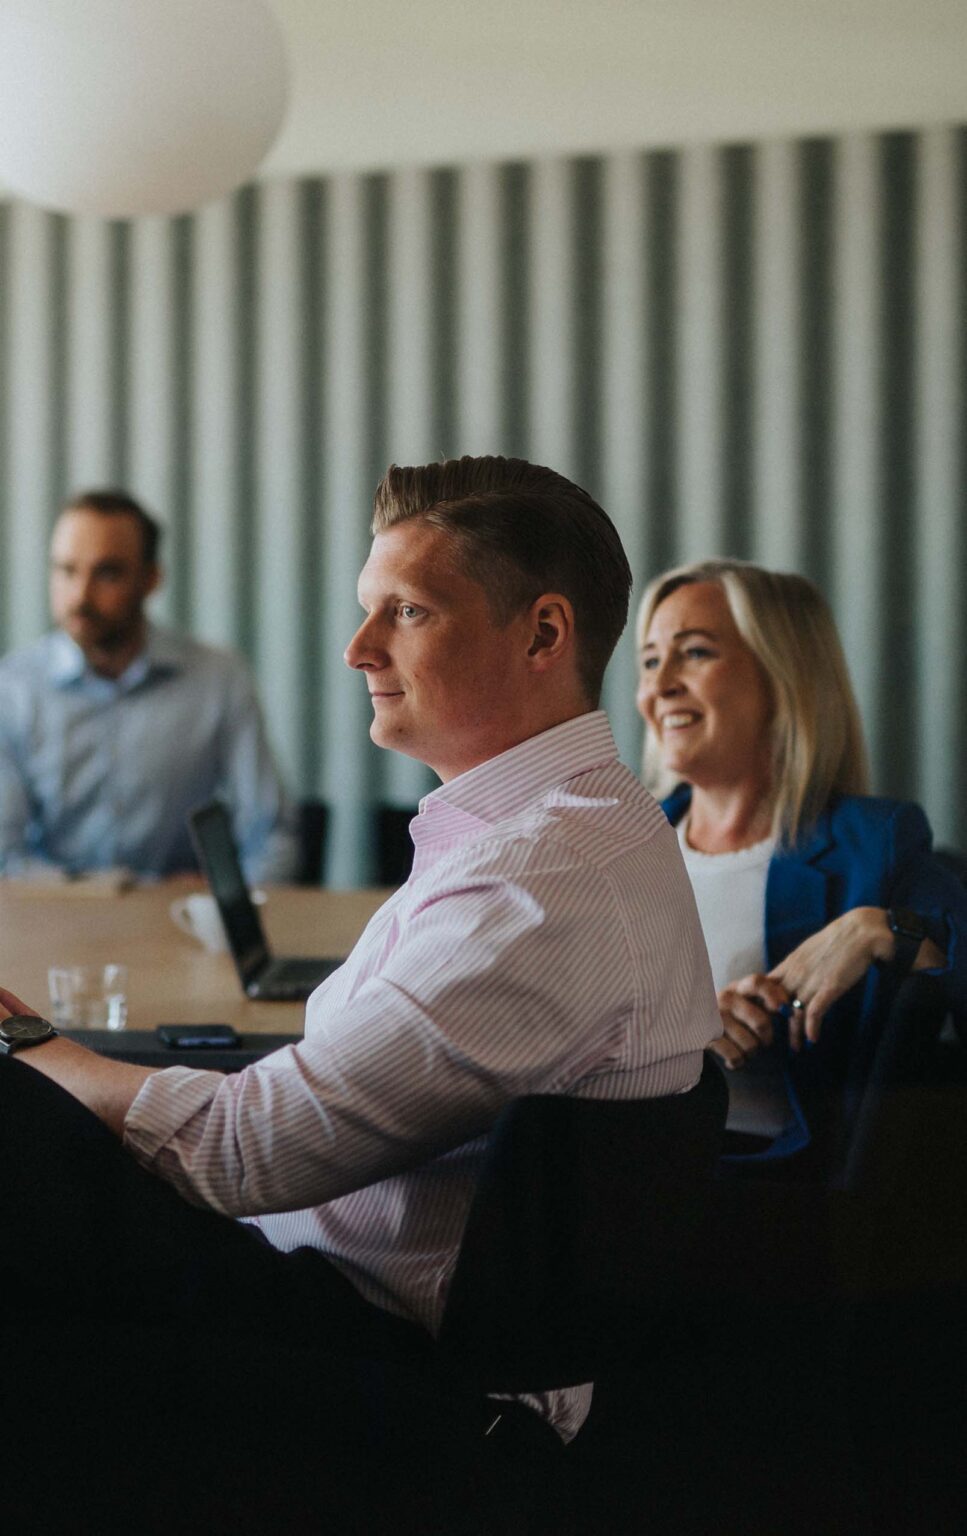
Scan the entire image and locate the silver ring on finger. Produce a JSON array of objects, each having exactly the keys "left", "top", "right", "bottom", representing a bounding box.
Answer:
[{"left": 790, "top": 996, "right": 805, "bottom": 1013}]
